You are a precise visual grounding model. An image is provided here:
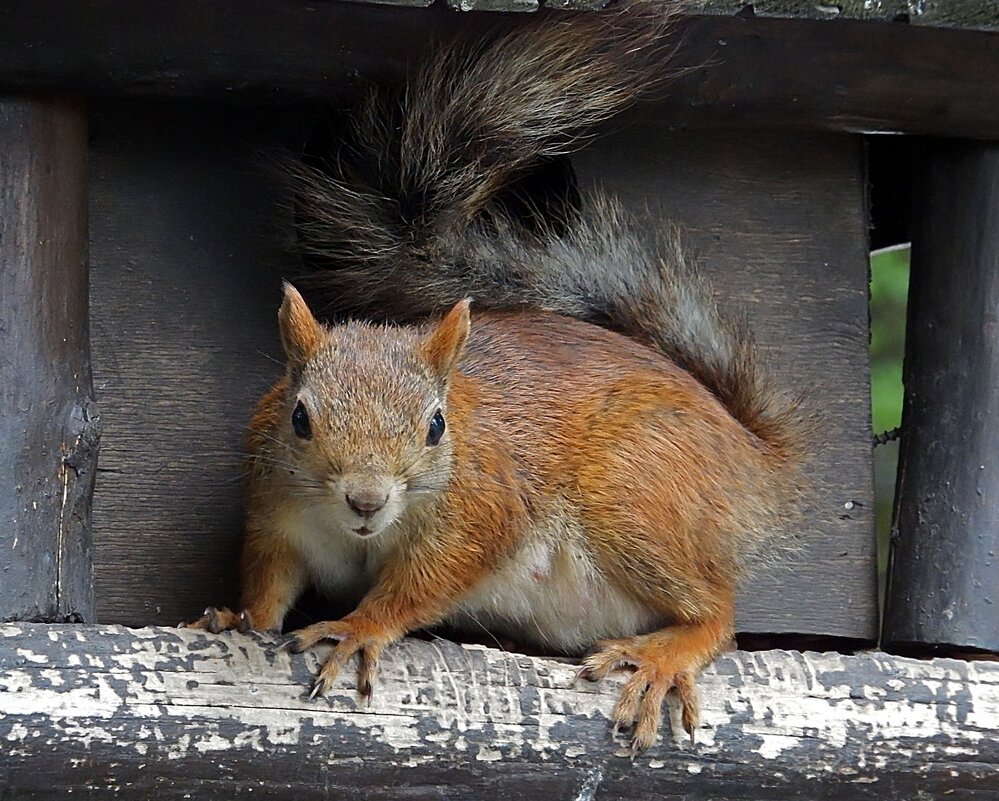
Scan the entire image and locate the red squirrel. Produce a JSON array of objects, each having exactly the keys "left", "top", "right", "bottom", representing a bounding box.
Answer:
[{"left": 186, "top": 1, "right": 808, "bottom": 750}]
